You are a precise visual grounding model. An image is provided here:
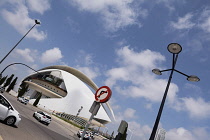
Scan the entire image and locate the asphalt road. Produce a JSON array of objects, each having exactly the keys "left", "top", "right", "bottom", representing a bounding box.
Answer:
[{"left": 0, "top": 93, "right": 80, "bottom": 140}]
